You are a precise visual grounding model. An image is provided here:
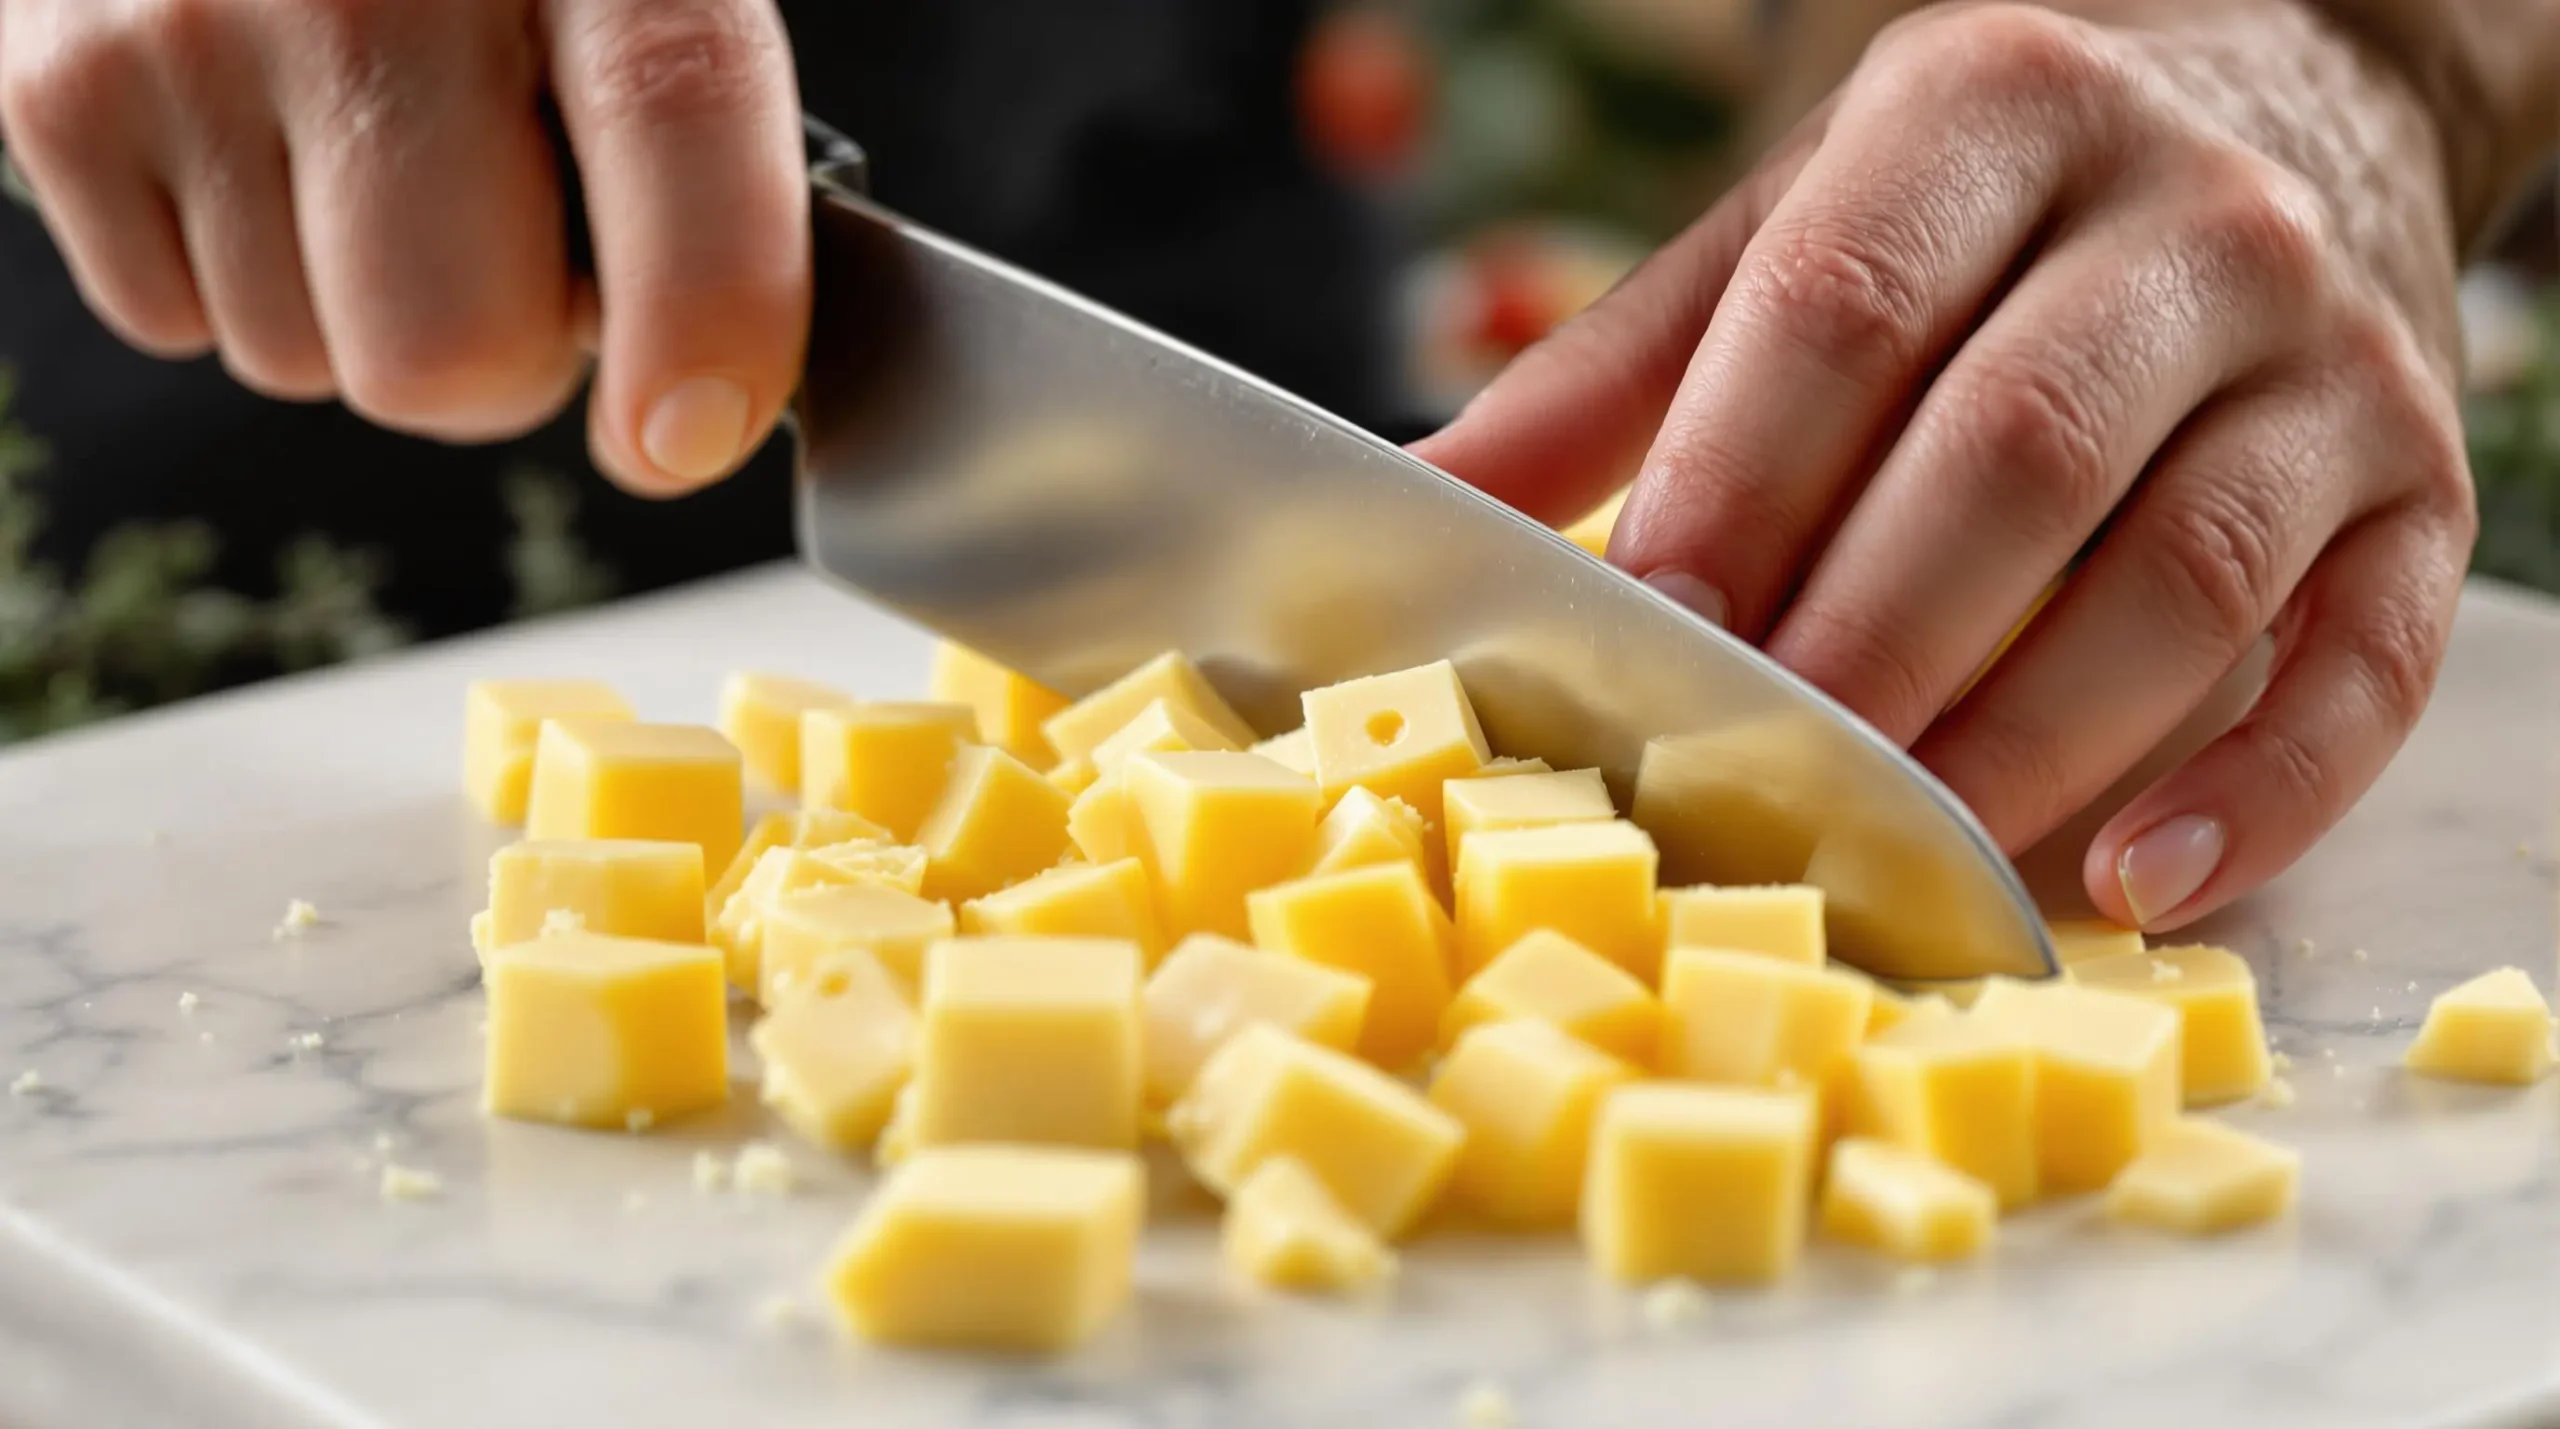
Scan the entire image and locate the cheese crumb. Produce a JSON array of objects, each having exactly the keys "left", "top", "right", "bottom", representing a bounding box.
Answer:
[
  {"left": 2149, "top": 958, "right": 2185, "bottom": 985},
  {"left": 2351, "top": 948, "right": 2369, "bottom": 963},
  {"left": 2372, "top": 1006, "right": 2384, "bottom": 1021},
  {"left": 2271, "top": 1051, "right": 2293, "bottom": 1072},
  {"left": 733, "top": 1141, "right": 795, "bottom": 1196},
  {"left": 289, "top": 1031, "right": 326, "bottom": 1054},
  {"left": 756, "top": 1296, "right": 804, "bottom": 1328},
  {"left": 624, "top": 1107, "right": 656, "bottom": 1134},
  {"left": 9, "top": 1069, "right": 42, "bottom": 1097},
  {"left": 2295, "top": 938, "right": 2315, "bottom": 957},
  {"left": 2258, "top": 1078, "right": 2297, "bottom": 1109},
  {"left": 2331, "top": 1063, "right": 2347, "bottom": 1079},
  {"left": 274, "top": 899, "right": 322, "bottom": 939},
  {"left": 372, "top": 1131, "right": 395, "bottom": 1153},
  {"left": 2517, "top": 843, "right": 2535, "bottom": 859},
  {"left": 691, "top": 1151, "right": 730, "bottom": 1192},
  {"left": 540, "top": 907, "right": 586, "bottom": 936},
  {"left": 177, "top": 991, "right": 200, "bottom": 1014},
  {"left": 623, "top": 1191, "right": 649, "bottom": 1213},
  {"left": 1894, "top": 1266, "right": 1938, "bottom": 1295},
  {"left": 198, "top": 1031, "right": 215, "bottom": 1045},
  {"left": 2405, "top": 980, "right": 2418, "bottom": 993},
  {"left": 1456, "top": 1381, "right": 1517, "bottom": 1429},
  {"left": 1640, "top": 1279, "right": 1709, "bottom": 1329},
  {"left": 379, "top": 1163, "right": 442, "bottom": 1201}
]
